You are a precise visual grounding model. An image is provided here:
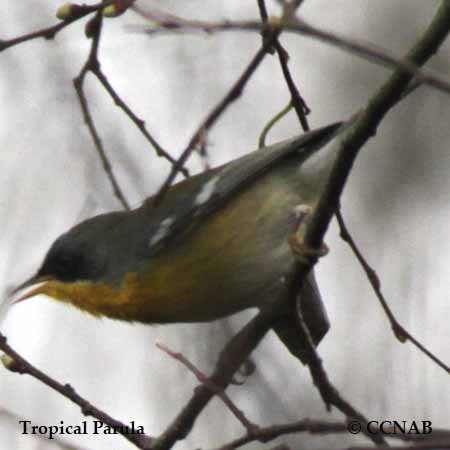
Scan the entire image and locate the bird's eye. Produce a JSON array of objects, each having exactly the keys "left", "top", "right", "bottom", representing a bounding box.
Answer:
[
  {"left": 56, "top": 255, "right": 76, "bottom": 273},
  {"left": 39, "top": 235, "right": 102, "bottom": 282},
  {"left": 39, "top": 251, "right": 82, "bottom": 282}
]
